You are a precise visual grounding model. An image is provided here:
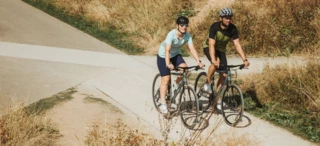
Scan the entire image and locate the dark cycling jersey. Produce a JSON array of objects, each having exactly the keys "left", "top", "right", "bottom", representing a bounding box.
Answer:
[{"left": 203, "top": 22, "right": 239, "bottom": 52}]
